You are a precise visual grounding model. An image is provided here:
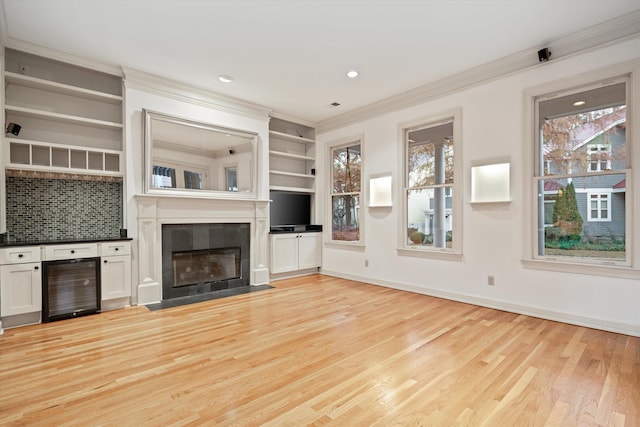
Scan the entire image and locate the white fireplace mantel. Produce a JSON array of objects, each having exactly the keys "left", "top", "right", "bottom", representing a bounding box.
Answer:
[{"left": 134, "top": 194, "right": 270, "bottom": 305}]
